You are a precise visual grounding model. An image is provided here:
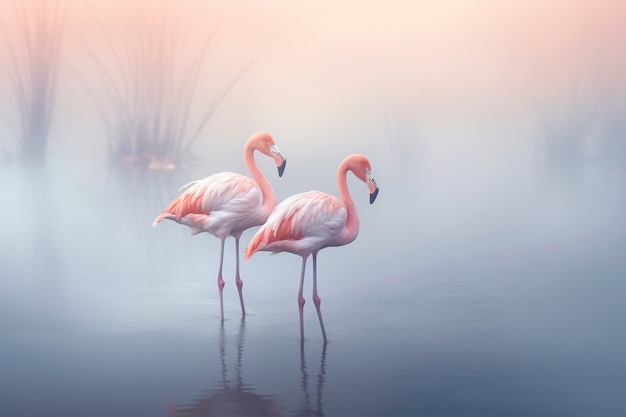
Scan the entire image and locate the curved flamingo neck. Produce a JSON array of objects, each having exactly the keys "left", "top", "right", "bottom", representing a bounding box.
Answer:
[
  {"left": 244, "top": 142, "right": 277, "bottom": 210},
  {"left": 337, "top": 160, "right": 360, "bottom": 243}
]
